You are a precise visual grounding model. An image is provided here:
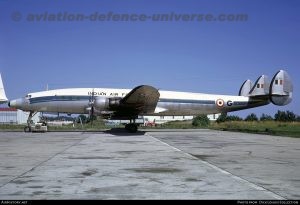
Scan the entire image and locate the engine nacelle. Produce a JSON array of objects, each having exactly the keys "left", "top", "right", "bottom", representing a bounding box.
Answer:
[
  {"left": 94, "top": 97, "right": 109, "bottom": 110},
  {"left": 108, "top": 97, "right": 122, "bottom": 109},
  {"left": 94, "top": 97, "right": 123, "bottom": 110}
]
